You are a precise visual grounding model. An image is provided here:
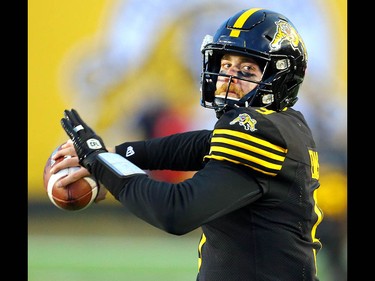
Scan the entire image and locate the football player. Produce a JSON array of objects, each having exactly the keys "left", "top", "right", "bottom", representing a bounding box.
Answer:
[{"left": 52, "top": 8, "right": 323, "bottom": 281}]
